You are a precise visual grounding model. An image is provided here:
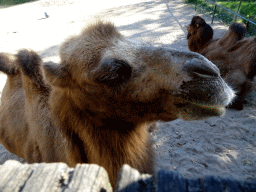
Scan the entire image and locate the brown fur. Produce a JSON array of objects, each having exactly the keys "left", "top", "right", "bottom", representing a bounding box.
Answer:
[
  {"left": 187, "top": 16, "right": 256, "bottom": 110},
  {"left": 0, "top": 21, "right": 234, "bottom": 187}
]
